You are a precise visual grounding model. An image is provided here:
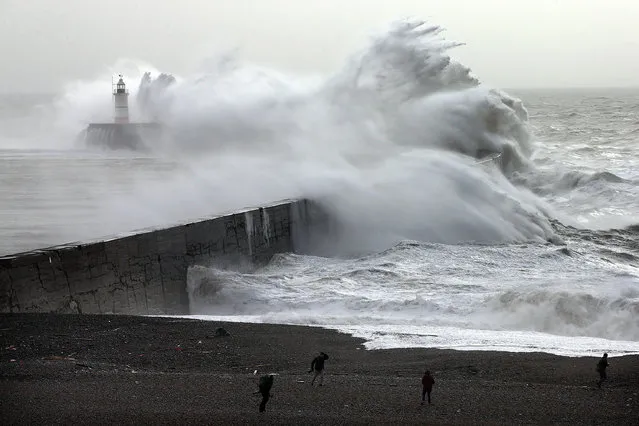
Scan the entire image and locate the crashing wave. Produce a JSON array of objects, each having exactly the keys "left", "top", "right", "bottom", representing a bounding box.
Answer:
[
  {"left": 45, "top": 18, "right": 562, "bottom": 250},
  {"left": 137, "top": 71, "right": 177, "bottom": 122}
]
